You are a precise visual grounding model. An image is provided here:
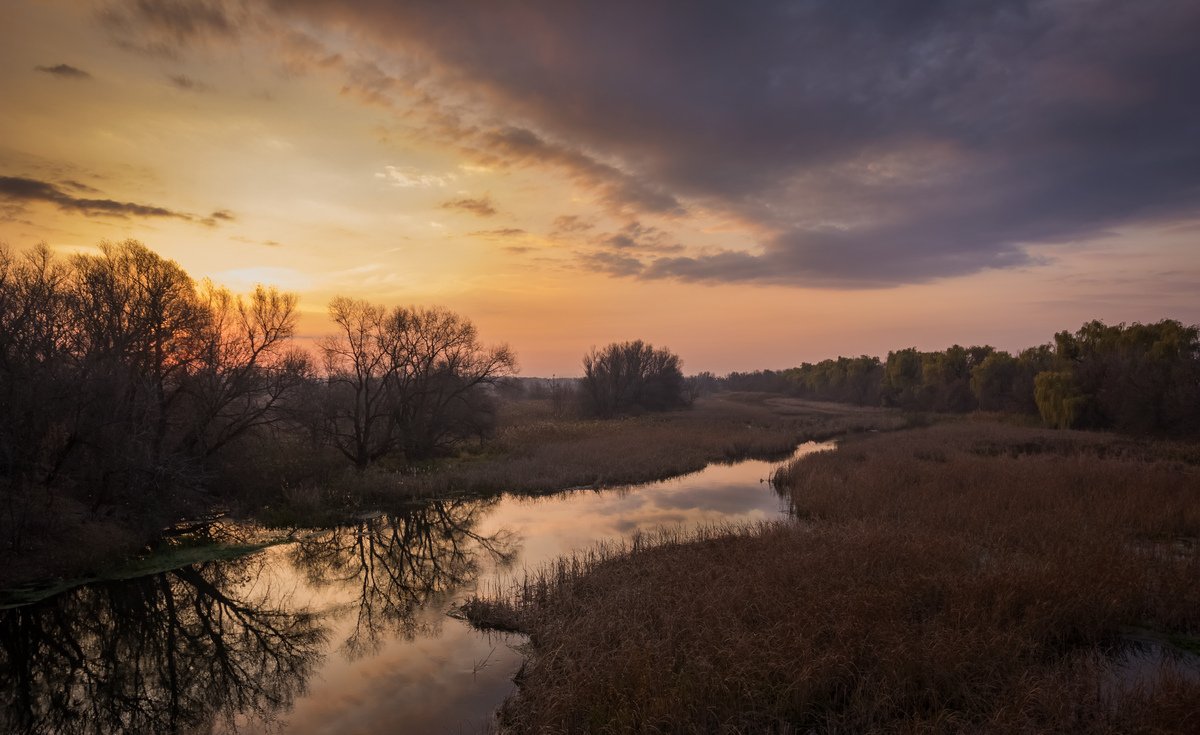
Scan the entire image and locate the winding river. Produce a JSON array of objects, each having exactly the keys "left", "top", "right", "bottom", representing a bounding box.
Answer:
[{"left": 0, "top": 442, "right": 833, "bottom": 734}]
